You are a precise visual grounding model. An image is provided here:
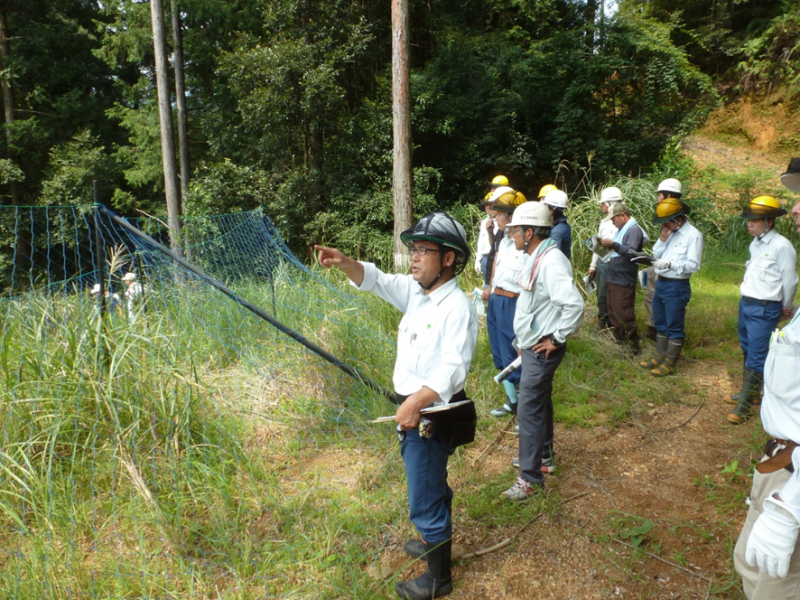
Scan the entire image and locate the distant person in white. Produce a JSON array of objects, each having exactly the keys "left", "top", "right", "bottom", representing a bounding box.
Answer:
[{"left": 122, "top": 272, "right": 144, "bottom": 319}]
